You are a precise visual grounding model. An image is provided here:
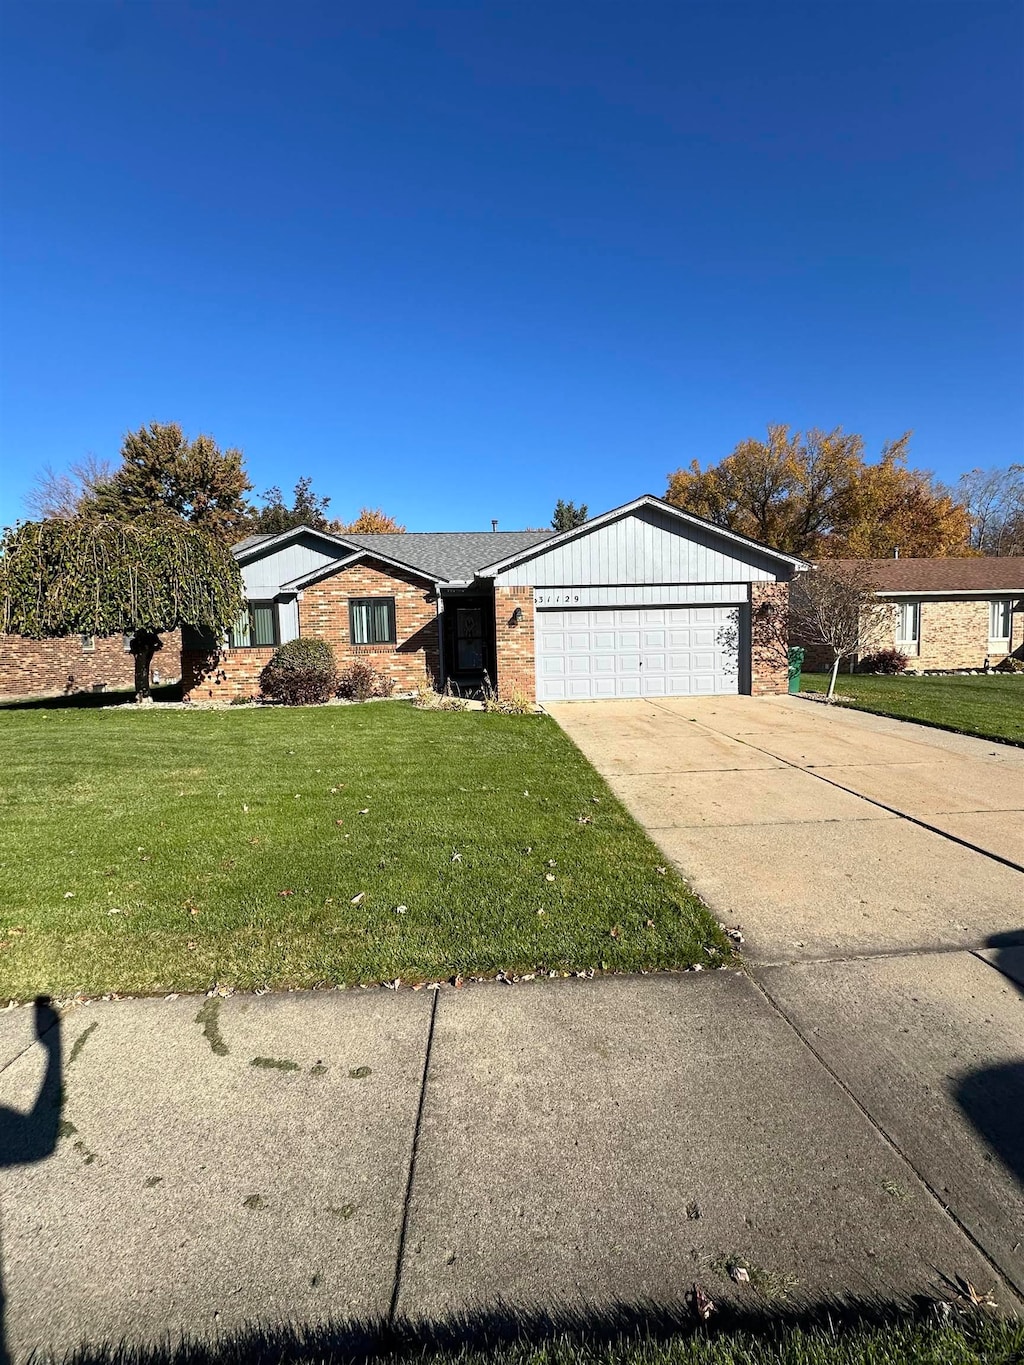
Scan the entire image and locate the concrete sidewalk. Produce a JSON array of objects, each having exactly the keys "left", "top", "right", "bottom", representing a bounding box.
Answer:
[{"left": 0, "top": 974, "right": 1019, "bottom": 1362}]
